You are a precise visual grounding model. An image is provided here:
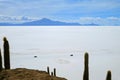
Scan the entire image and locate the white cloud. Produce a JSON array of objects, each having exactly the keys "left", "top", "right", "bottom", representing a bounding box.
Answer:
[
  {"left": 79, "top": 17, "right": 120, "bottom": 26},
  {"left": 0, "top": 15, "right": 34, "bottom": 23},
  {"left": 106, "top": 17, "right": 120, "bottom": 20}
]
